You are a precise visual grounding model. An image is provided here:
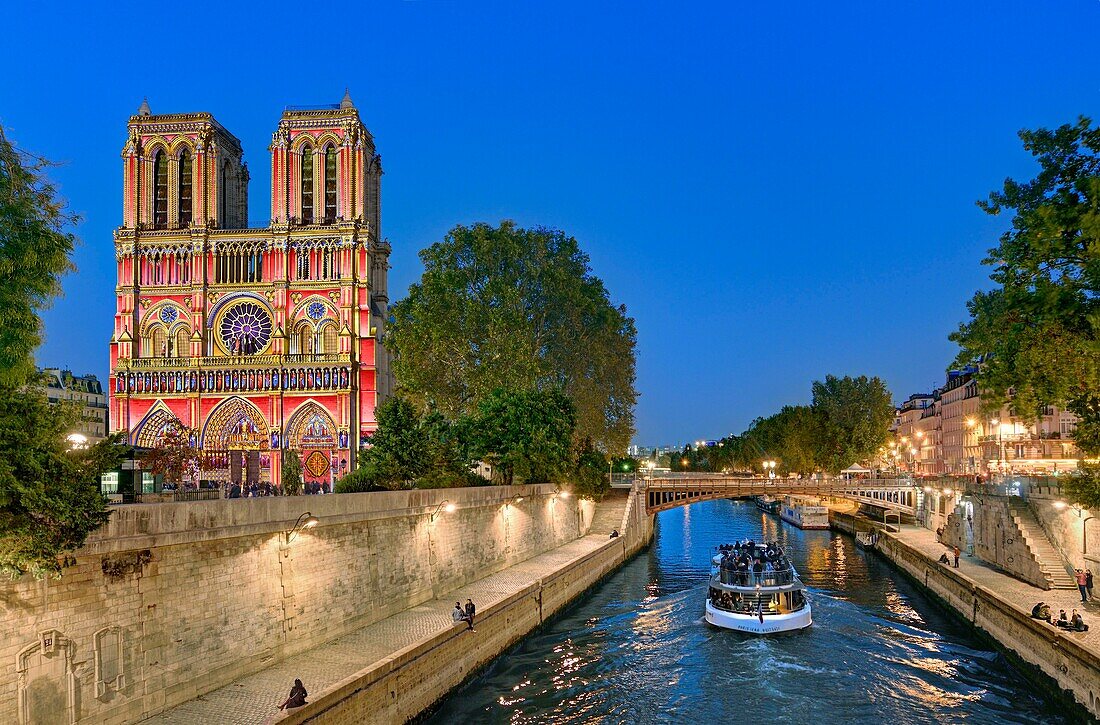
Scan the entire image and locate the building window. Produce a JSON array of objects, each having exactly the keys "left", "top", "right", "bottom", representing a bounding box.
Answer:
[
  {"left": 324, "top": 146, "right": 337, "bottom": 222},
  {"left": 153, "top": 151, "right": 168, "bottom": 229},
  {"left": 220, "top": 161, "right": 231, "bottom": 225},
  {"left": 178, "top": 149, "right": 193, "bottom": 227},
  {"left": 296, "top": 249, "right": 310, "bottom": 280},
  {"left": 322, "top": 323, "right": 338, "bottom": 354},
  {"left": 300, "top": 146, "right": 314, "bottom": 224}
]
